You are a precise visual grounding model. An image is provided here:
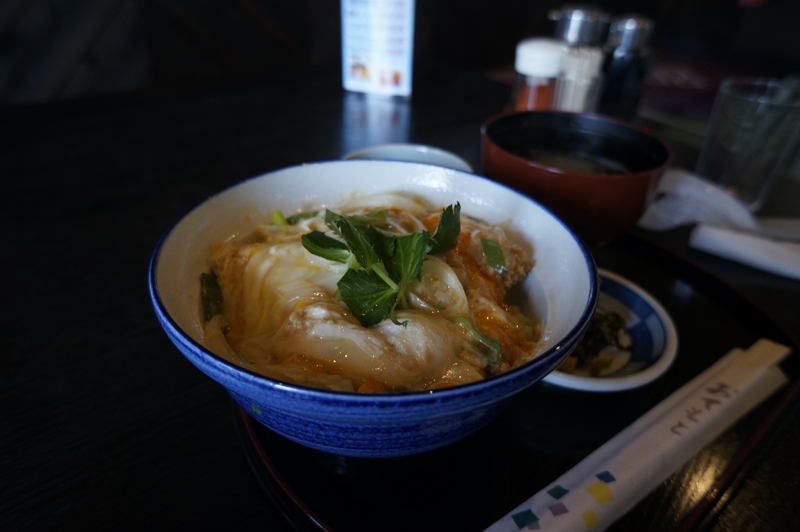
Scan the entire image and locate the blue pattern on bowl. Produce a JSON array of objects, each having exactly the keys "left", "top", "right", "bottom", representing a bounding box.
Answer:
[
  {"left": 600, "top": 274, "right": 668, "bottom": 368},
  {"left": 152, "top": 283, "right": 591, "bottom": 456}
]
